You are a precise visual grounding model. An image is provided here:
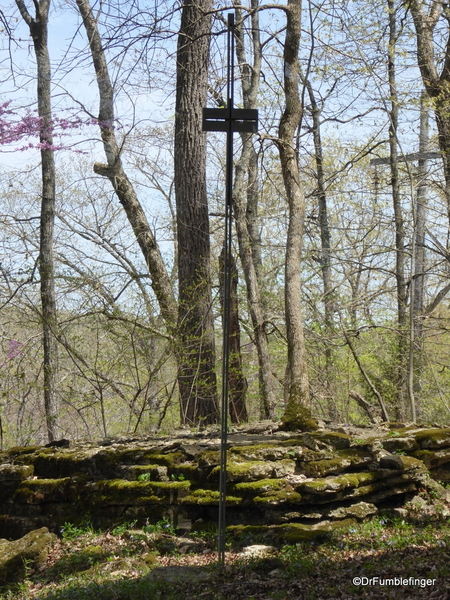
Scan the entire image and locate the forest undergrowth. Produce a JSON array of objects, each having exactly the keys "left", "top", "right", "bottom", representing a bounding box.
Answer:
[{"left": 3, "top": 493, "right": 450, "bottom": 600}]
